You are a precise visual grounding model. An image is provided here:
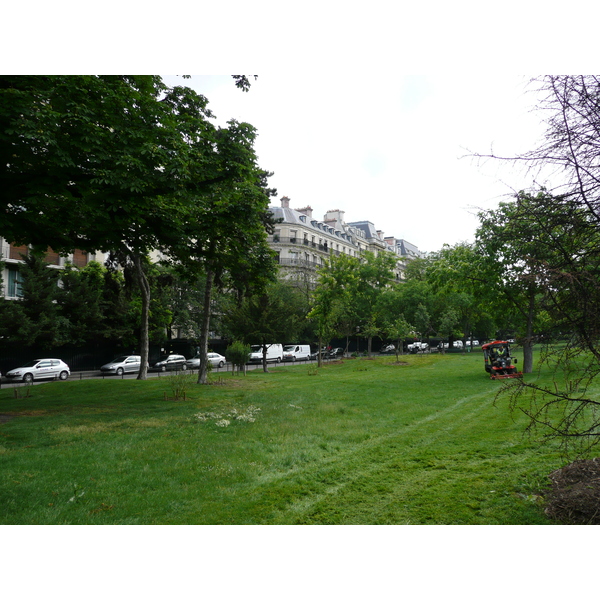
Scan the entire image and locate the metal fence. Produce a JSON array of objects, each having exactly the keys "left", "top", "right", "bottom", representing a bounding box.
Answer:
[{"left": 0, "top": 356, "right": 345, "bottom": 389}]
